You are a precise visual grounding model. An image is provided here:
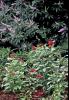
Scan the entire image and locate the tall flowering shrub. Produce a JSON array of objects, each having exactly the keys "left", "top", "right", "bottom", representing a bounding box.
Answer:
[{"left": 0, "top": 0, "right": 68, "bottom": 49}]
